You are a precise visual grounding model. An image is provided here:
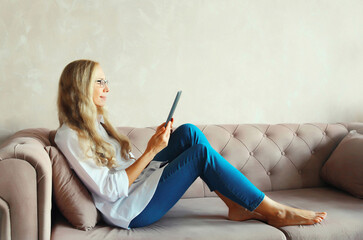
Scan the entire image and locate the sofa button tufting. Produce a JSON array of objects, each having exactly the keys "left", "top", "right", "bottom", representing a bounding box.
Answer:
[
  {"left": 281, "top": 151, "right": 285, "bottom": 156},
  {"left": 293, "top": 133, "right": 297, "bottom": 136},
  {"left": 267, "top": 171, "right": 271, "bottom": 176},
  {"left": 322, "top": 132, "right": 326, "bottom": 136},
  {"left": 249, "top": 152, "right": 254, "bottom": 156},
  {"left": 311, "top": 150, "right": 315, "bottom": 154},
  {"left": 298, "top": 170, "right": 302, "bottom": 174},
  {"left": 263, "top": 134, "right": 267, "bottom": 138}
]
